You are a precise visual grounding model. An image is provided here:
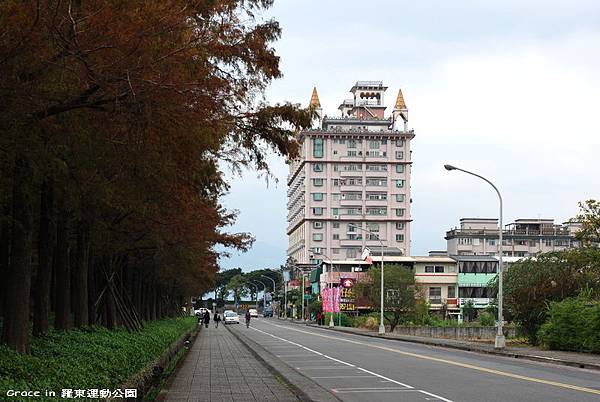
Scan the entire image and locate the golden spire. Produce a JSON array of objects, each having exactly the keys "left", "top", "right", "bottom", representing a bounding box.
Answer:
[
  {"left": 309, "top": 86, "right": 321, "bottom": 108},
  {"left": 394, "top": 89, "right": 407, "bottom": 110}
]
